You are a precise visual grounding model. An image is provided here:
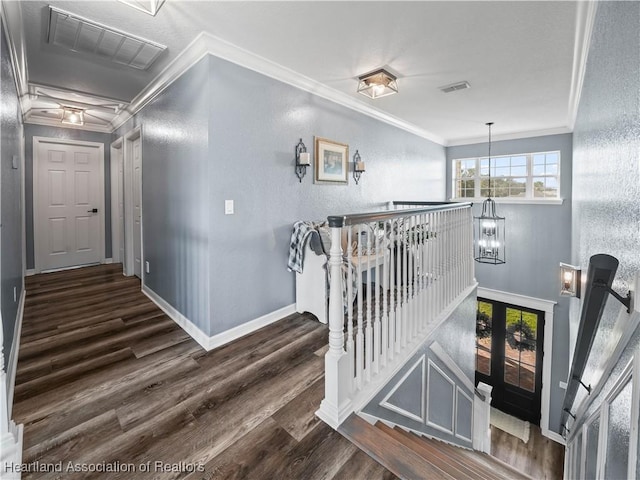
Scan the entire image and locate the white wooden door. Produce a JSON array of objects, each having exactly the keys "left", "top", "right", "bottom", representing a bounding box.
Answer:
[
  {"left": 132, "top": 137, "right": 142, "bottom": 277},
  {"left": 35, "top": 139, "right": 103, "bottom": 272}
]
